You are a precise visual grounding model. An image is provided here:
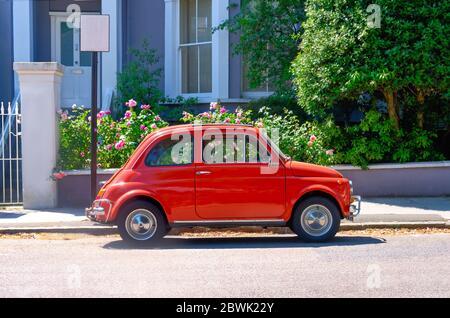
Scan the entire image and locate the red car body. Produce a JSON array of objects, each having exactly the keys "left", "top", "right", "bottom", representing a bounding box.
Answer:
[{"left": 87, "top": 124, "right": 361, "bottom": 243}]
